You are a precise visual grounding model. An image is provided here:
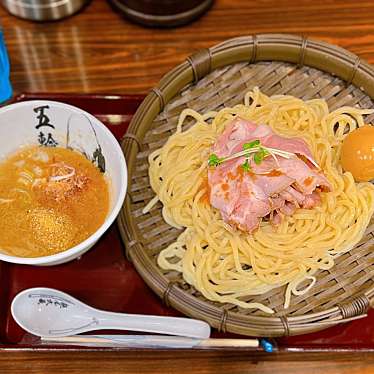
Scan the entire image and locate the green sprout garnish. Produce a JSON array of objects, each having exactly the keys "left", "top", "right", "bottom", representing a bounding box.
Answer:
[
  {"left": 208, "top": 153, "right": 223, "bottom": 167},
  {"left": 243, "top": 139, "right": 260, "bottom": 150},
  {"left": 208, "top": 139, "right": 297, "bottom": 171},
  {"left": 242, "top": 159, "right": 251, "bottom": 171},
  {"left": 253, "top": 147, "right": 270, "bottom": 165}
]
